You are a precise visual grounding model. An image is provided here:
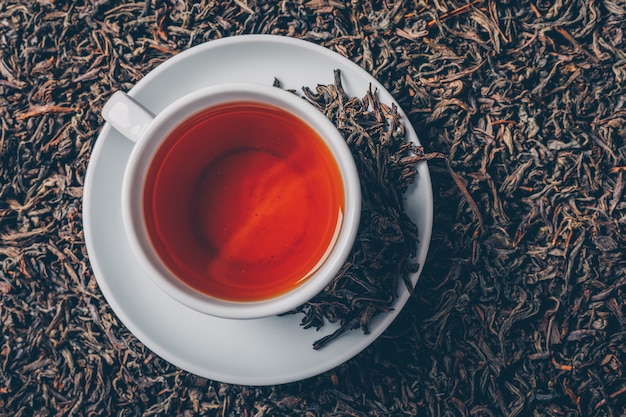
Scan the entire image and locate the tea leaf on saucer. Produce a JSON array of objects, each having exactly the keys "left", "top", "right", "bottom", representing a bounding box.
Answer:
[{"left": 281, "top": 70, "right": 420, "bottom": 349}]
